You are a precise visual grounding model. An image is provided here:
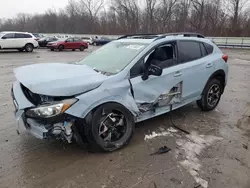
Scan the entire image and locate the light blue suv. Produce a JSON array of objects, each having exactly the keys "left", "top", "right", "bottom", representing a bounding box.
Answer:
[{"left": 11, "top": 33, "right": 229, "bottom": 152}]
